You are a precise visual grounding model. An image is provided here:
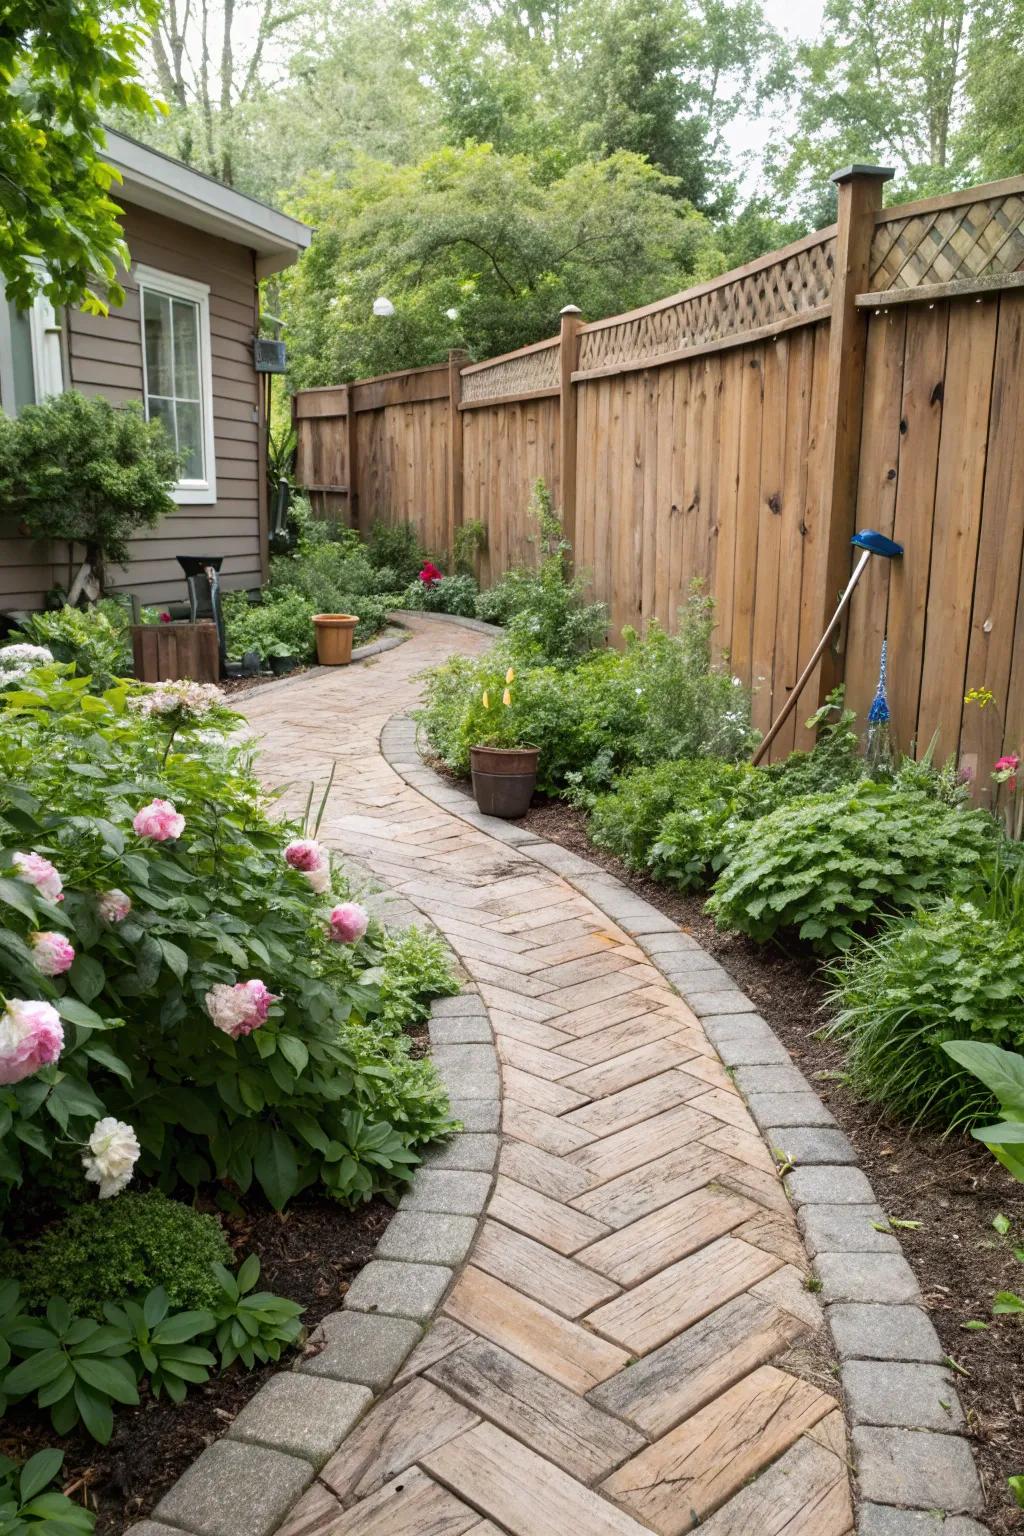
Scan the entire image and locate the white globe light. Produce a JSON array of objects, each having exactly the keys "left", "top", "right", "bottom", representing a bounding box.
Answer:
[
  {"left": 372, "top": 296, "right": 396, "bottom": 317},
  {"left": 445, "top": 307, "right": 459, "bottom": 320}
]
